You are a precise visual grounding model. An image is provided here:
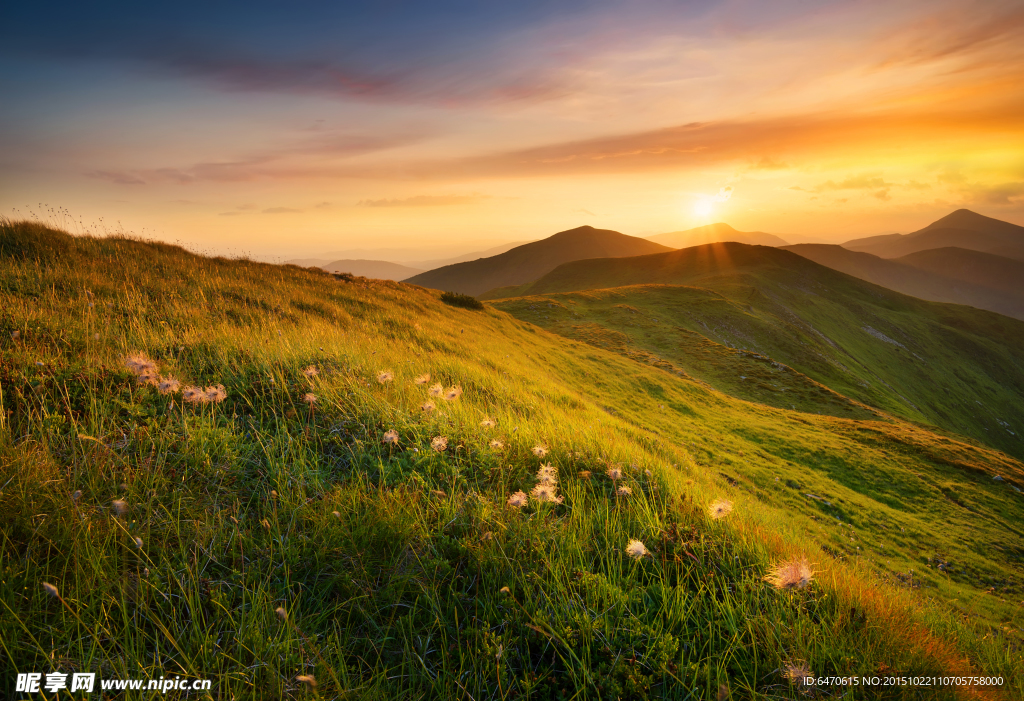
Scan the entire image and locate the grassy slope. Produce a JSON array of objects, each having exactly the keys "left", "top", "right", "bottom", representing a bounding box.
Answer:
[
  {"left": 1, "top": 221, "right": 1022, "bottom": 699},
  {"left": 483, "top": 243, "right": 1024, "bottom": 462}
]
